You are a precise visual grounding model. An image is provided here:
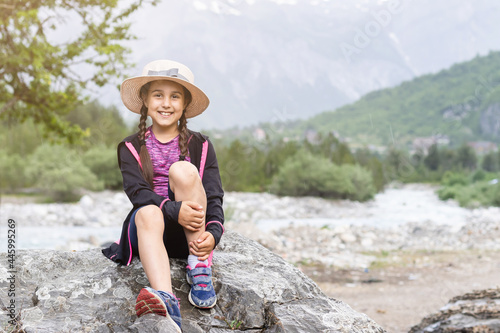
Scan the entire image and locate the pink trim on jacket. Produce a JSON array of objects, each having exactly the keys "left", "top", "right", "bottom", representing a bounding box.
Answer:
[
  {"left": 159, "top": 198, "right": 169, "bottom": 210},
  {"left": 127, "top": 221, "right": 133, "bottom": 266},
  {"left": 123, "top": 137, "right": 213, "bottom": 266},
  {"left": 125, "top": 142, "right": 142, "bottom": 170},
  {"left": 199, "top": 141, "right": 209, "bottom": 180},
  {"left": 206, "top": 220, "right": 225, "bottom": 233}
]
